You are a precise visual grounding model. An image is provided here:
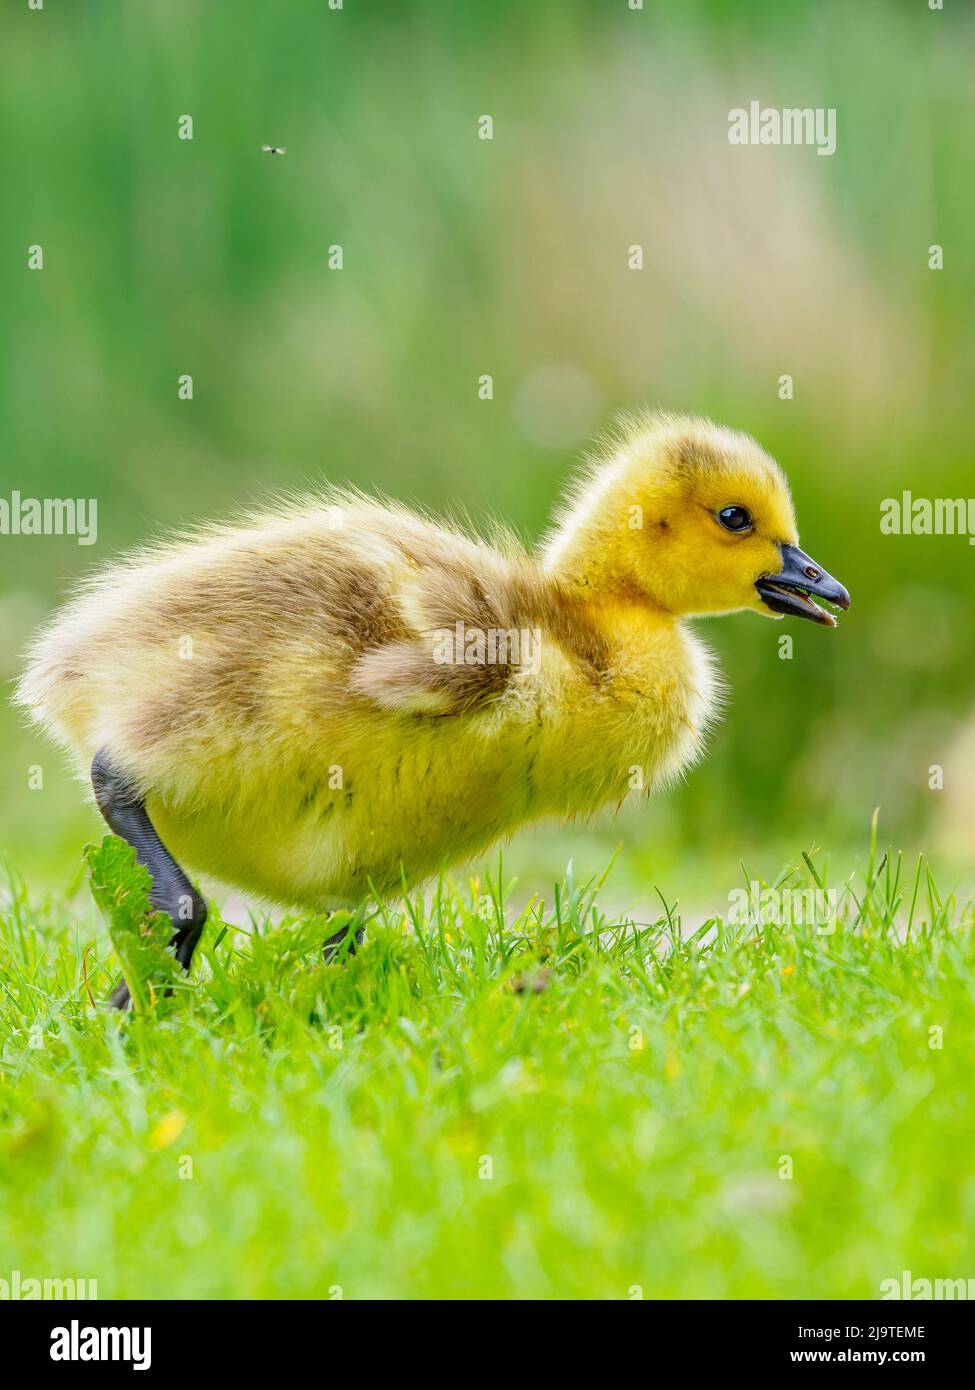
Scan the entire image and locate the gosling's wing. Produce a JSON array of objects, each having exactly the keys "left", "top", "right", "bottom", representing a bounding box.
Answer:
[
  {"left": 347, "top": 529, "right": 610, "bottom": 716},
  {"left": 349, "top": 551, "right": 535, "bottom": 716},
  {"left": 348, "top": 638, "right": 512, "bottom": 716}
]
